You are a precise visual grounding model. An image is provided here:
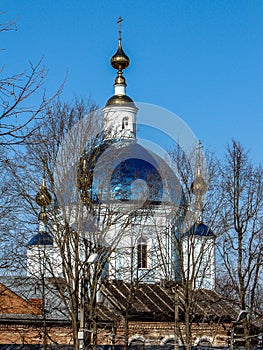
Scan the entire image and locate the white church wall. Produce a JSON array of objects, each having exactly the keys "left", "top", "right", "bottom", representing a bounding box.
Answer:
[
  {"left": 182, "top": 235, "right": 215, "bottom": 290},
  {"left": 103, "top": 105, "right": 137, "bottom": 140}
]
